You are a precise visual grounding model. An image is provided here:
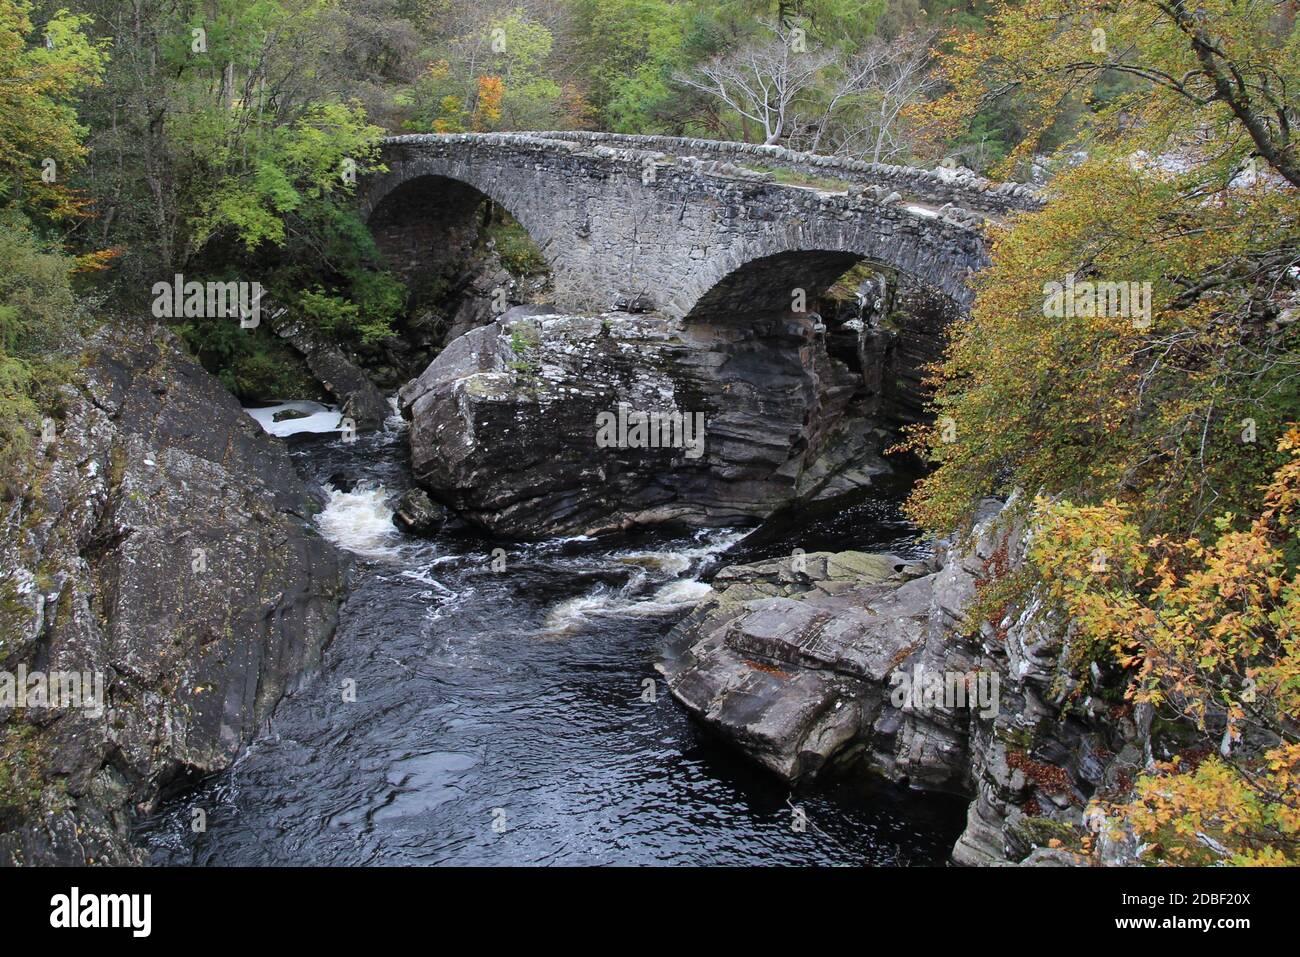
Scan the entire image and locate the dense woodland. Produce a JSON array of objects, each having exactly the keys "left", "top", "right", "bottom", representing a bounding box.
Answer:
[{"left": 2, "top": 0, "right": 1299, "bottom": 864}]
